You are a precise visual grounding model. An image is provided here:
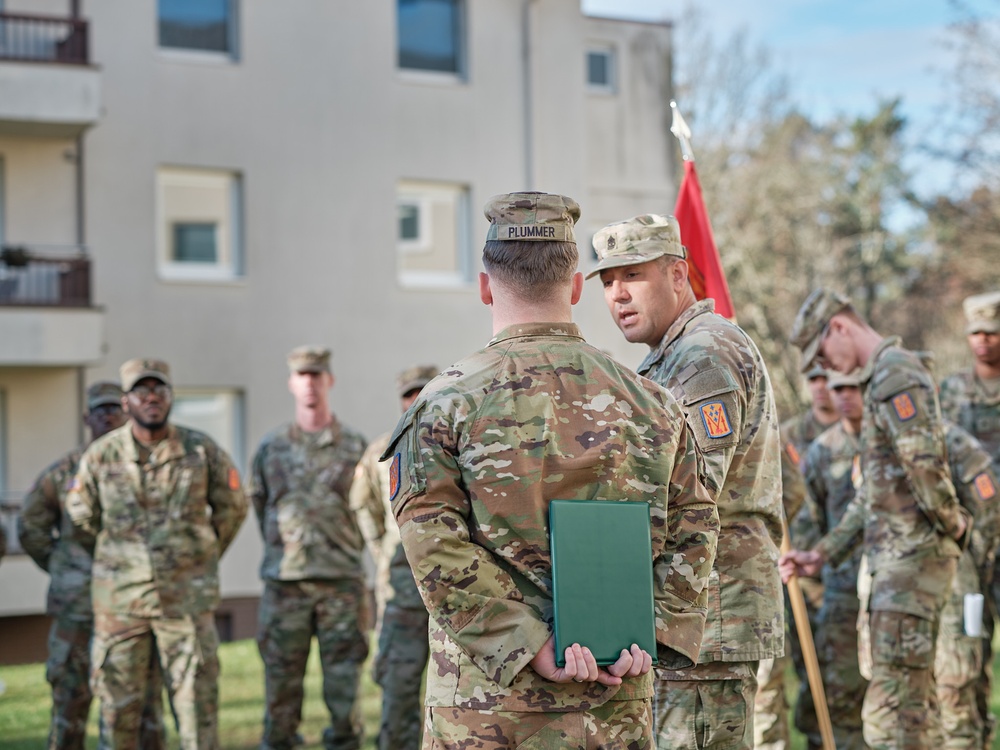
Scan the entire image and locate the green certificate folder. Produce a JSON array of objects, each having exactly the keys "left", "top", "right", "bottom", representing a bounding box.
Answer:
[{"left": 549, "top": 499, "right": 658, "bottom": 667}]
